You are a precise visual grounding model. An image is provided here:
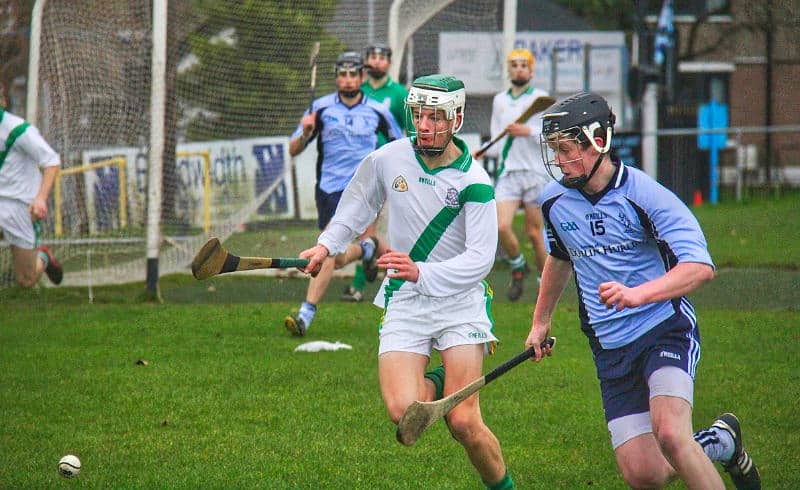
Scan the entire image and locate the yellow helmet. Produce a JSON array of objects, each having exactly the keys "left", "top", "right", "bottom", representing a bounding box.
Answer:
[{"left": 507, "top": 48, "right": 534, "bottom": 69}]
